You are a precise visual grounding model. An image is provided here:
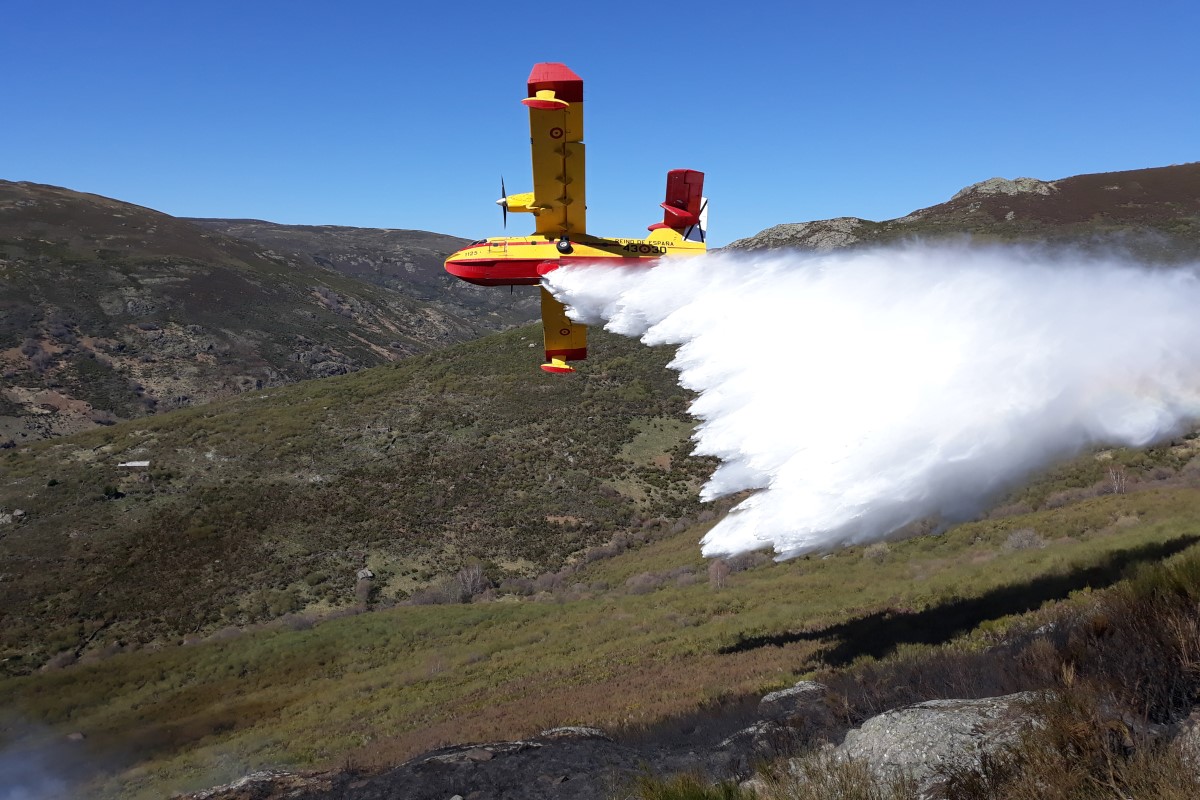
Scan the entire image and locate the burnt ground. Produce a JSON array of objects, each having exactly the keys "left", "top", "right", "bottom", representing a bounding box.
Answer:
[{"left": 181, "top": 695, "right": 820, "bottom": 800}]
